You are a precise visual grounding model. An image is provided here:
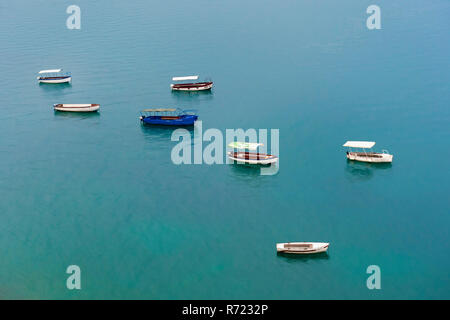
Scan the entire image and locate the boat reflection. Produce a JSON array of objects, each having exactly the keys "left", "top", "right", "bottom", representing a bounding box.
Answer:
[
  {"left": 227, "top": 163, "right": 277, "bottom": 187},
  {"left": 276, "top": 251, "right": 330, "bottom": 263},
  {"left": 229, "top": 162, "right": 262, "bottom": 176},
  {"left": 170, "top": 88, "right": 214, "bottom": 103},
  {"left": 53, "top": 110, "right": 100, "bottom": 120},
  {"left": 39, "top": 82, "right": 72, "bottom": 100},
  {"left": 38, "top": 82, "right": 72, "bottom": 90},
  {"left": 345, "top": 160, "right": 392, "bottom": 182},
  {"left": 139, "top": 123, "right": 194, "bottom": 146},
  {"left": 229, "top": 162, "right": 275, "bottom": 176}
]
